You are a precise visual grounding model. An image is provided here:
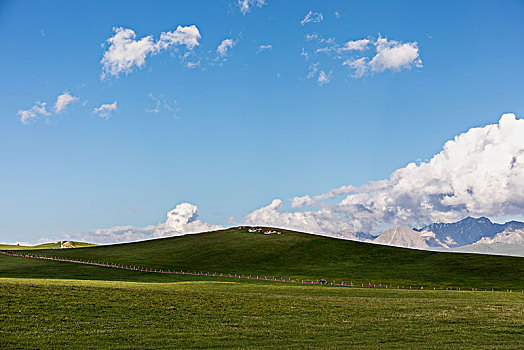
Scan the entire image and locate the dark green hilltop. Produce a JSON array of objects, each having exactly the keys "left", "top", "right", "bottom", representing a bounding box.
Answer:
[{"left": 2, "top": 227, "right": 522, "bottom": 290}]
